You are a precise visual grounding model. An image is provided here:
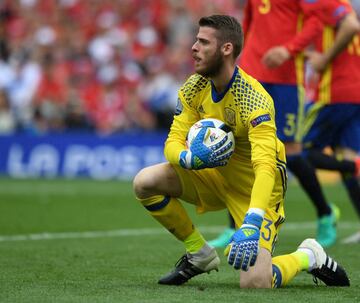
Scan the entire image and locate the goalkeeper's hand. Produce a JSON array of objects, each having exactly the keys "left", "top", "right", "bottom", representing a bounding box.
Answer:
[
  {"left": 179, "top": 127, "right": 233, "bottom": 170},
  {"left": 225, "top": 211, "right": 263, "bottom": 271}
]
